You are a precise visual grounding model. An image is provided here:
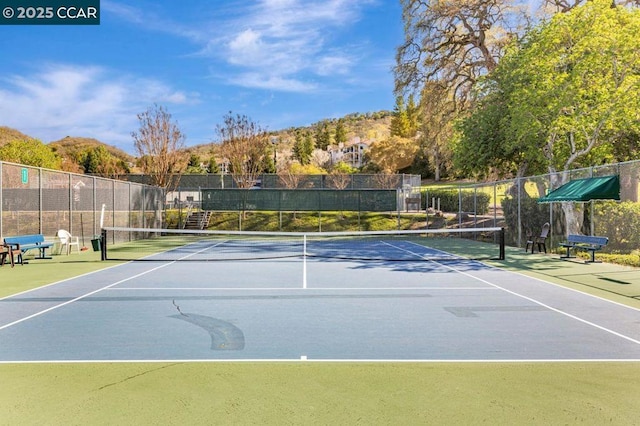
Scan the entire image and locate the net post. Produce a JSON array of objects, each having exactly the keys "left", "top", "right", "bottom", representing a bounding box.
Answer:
[
  {"left": 100, "top": 228, "right": 107, "bottom": 261},
  {"left": 396, "top": 188, "right": 401, "bottom": 229},
  {"left": 499, "top": 227, "right": 505, "bottom": 260},
  {"left": 302, "top": 234, "right": 307, "bottom": 289}
]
